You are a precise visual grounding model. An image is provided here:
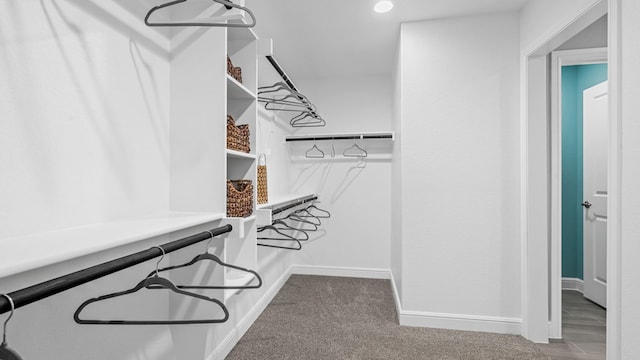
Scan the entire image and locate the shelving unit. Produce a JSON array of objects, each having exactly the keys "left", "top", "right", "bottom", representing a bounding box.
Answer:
[{"left": 223, "top": 24, "right": 259, "bottom": 297}]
